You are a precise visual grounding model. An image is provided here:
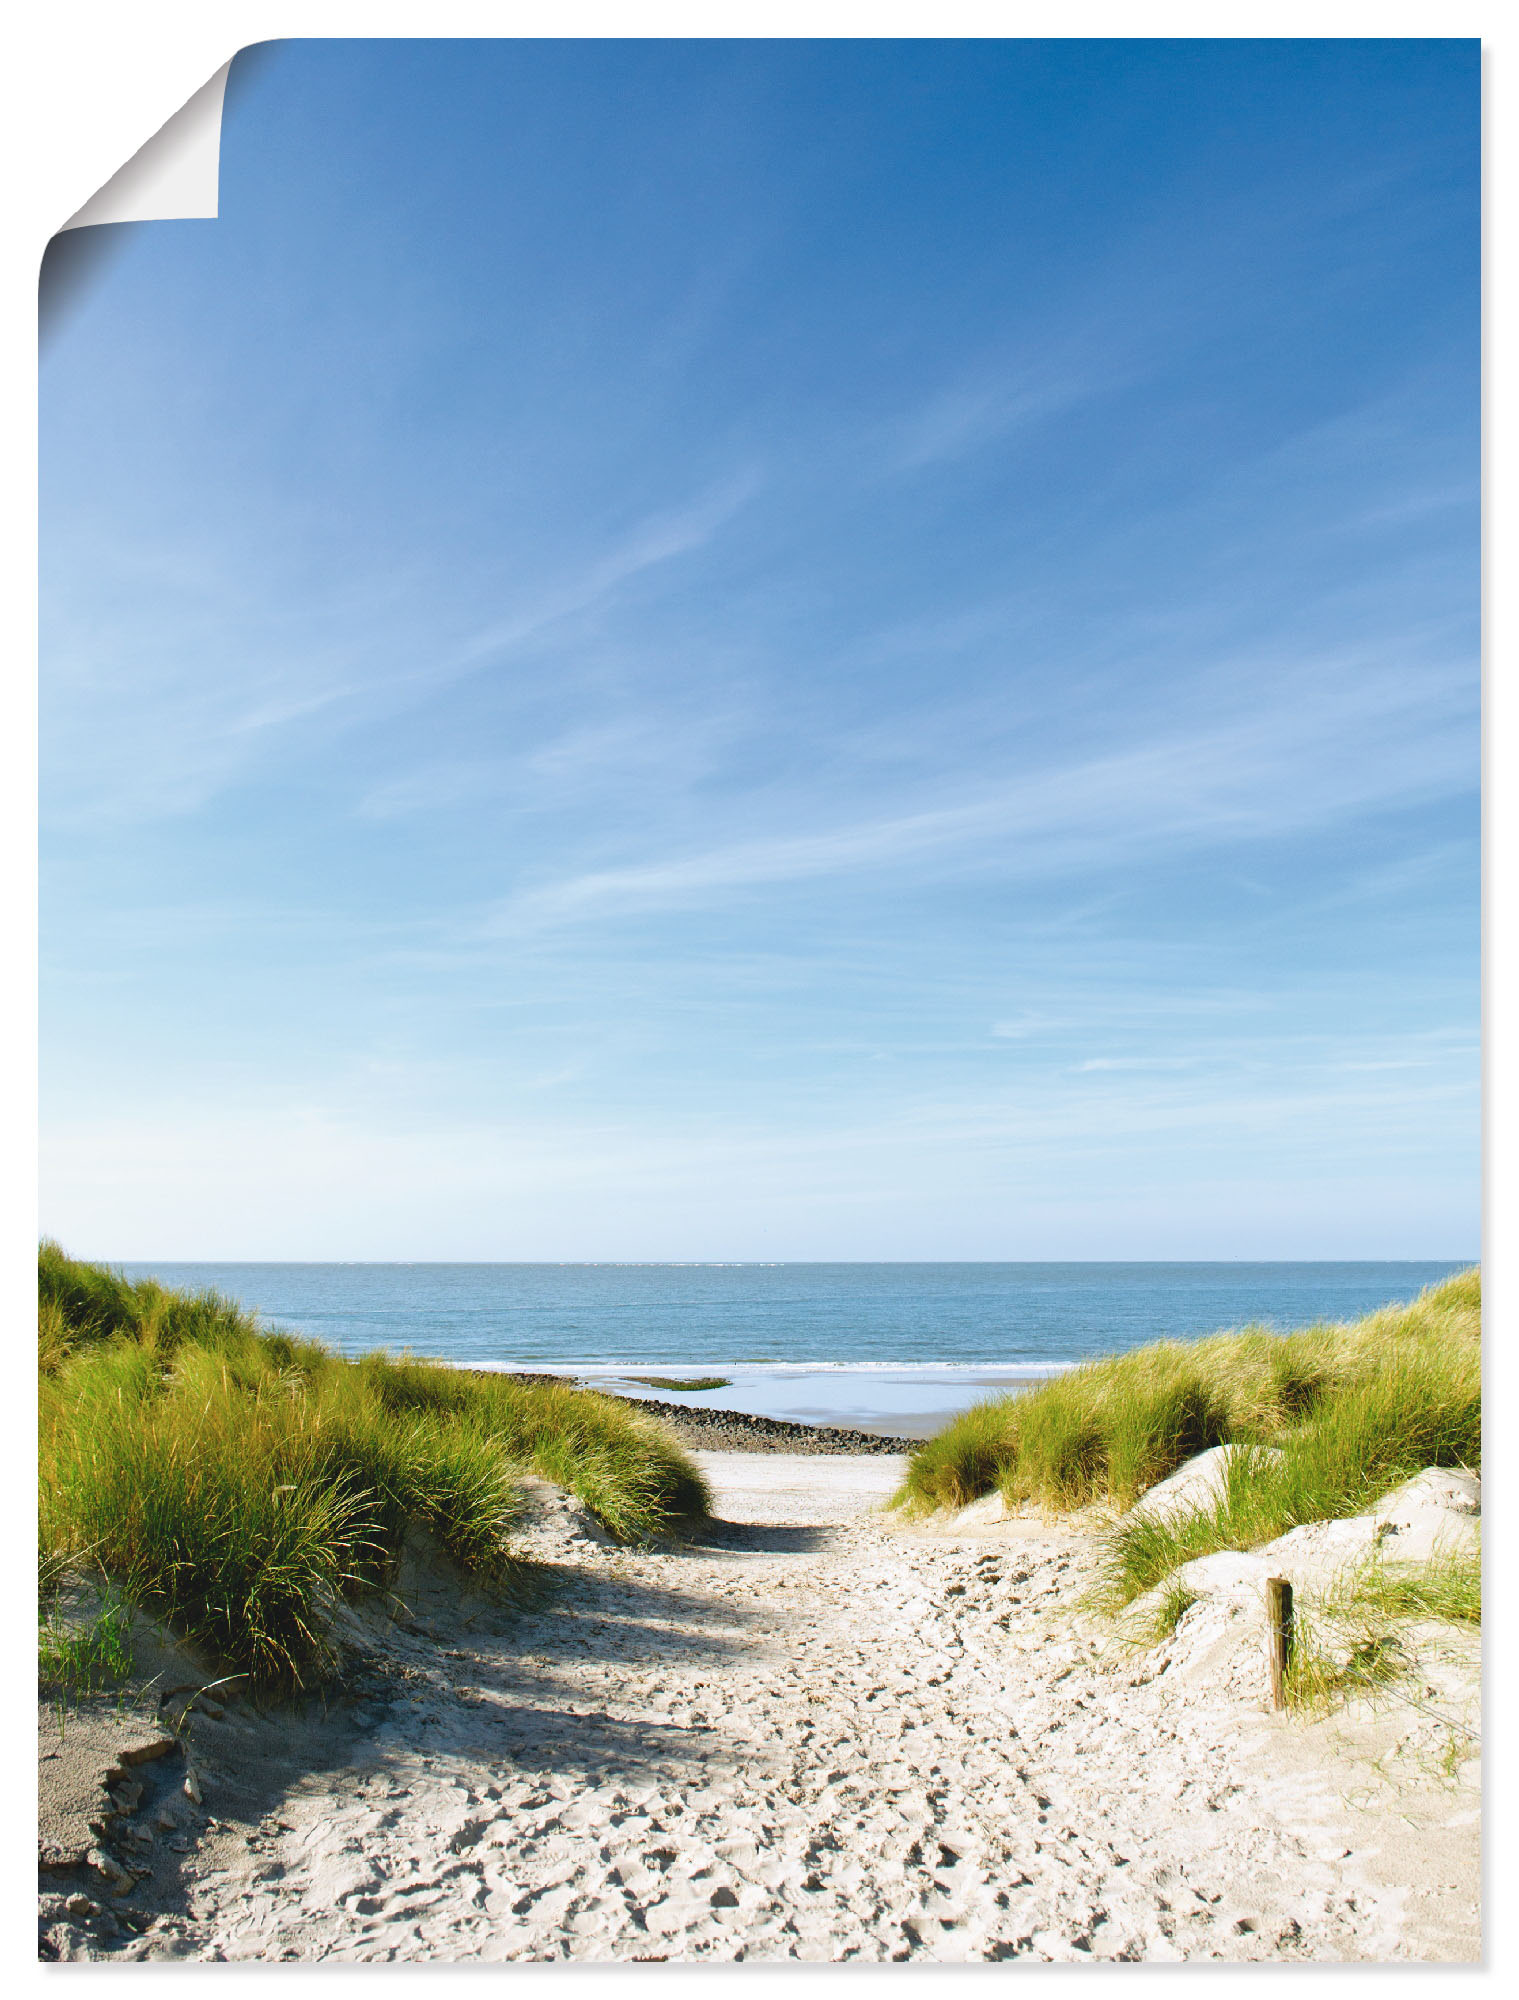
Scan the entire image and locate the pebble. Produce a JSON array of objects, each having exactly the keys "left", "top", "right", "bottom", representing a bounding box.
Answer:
[{"left": 603, "top": 1397, "right": 911, "bottom": 1456}]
